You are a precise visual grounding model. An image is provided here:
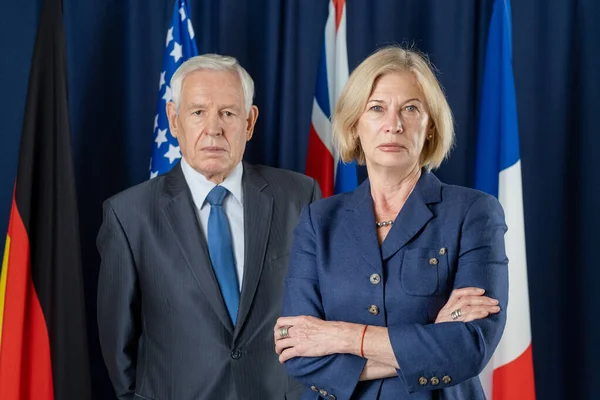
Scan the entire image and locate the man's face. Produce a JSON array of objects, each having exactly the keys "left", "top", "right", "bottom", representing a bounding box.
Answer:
[{"left": 167, "top": 69, "right": 258, "bottom": 183}]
